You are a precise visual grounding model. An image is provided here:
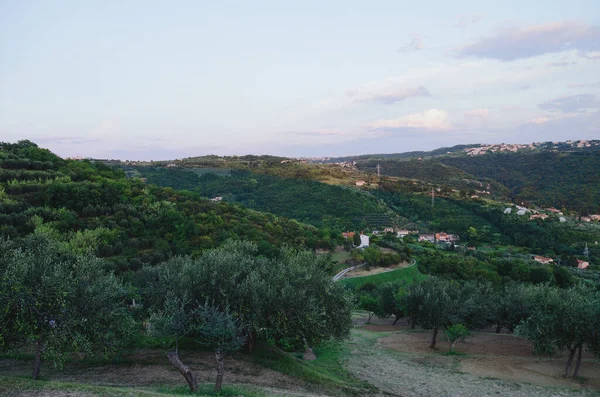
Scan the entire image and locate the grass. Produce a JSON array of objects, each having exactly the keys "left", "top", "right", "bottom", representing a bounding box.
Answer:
[
  {"left": 340, "top": 264, "right": 426, "bottom": 289},
  {"left": 330, "top": 250, "right": 352, "bottom": 263},
  {"left": 0, "top": 375, "right": 280, "bottom": 397},
  {"left": 0, "top": 375, "right": 271, "bottom": 397},
  {"left": 251, "top": 342, "right": 374, "bottom": 396}
]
